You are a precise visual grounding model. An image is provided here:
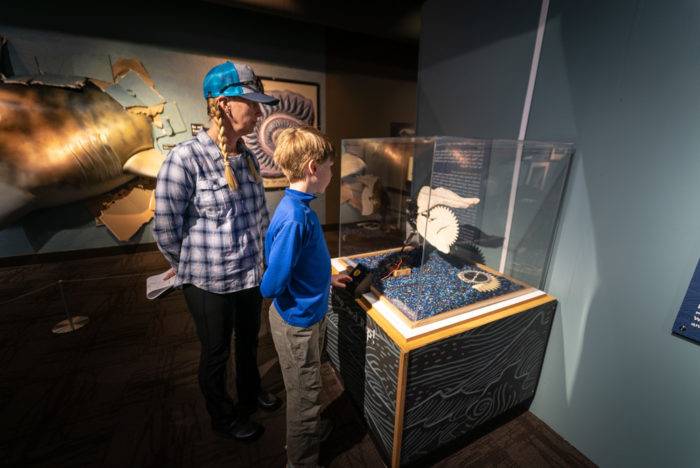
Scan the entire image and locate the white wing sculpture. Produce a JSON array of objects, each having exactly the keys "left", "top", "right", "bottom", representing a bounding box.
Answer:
[{"left": 415, "top": 186, "right": 480, "bottom": 254}]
